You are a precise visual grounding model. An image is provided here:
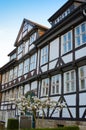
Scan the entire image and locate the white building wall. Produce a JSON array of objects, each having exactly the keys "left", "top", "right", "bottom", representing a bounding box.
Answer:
[
  {"left": 75, "top": 47, "right": 86, "bottom": 59},
  {"left": 62, "top": 53, "right": 72, "bottom": 63},
  {"left": 50, "top": 38, "right": 59, "bottom": 61}
]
